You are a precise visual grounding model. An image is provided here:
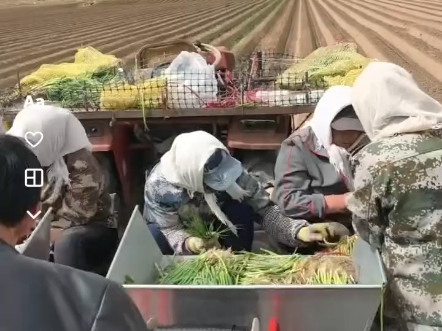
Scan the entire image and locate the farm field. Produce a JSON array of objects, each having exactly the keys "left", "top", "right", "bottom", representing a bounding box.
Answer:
[{"left": 0, "top": 0, "right": 442, "bottom": 100}]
